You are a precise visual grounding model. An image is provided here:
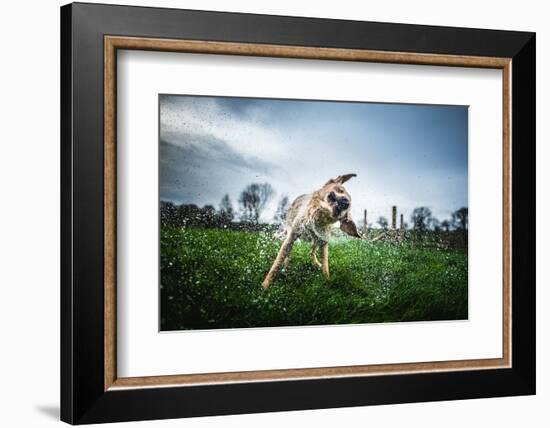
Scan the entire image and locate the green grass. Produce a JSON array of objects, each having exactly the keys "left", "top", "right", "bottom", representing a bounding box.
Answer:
[{"left": 160, "top": 226, "right": 468, "bottom": 330}]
